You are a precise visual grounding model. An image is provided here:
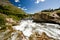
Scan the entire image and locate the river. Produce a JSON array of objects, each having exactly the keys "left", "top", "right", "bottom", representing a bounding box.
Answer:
[{"left": 13, "top": 19, "right": 60, "bottom": 40}]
